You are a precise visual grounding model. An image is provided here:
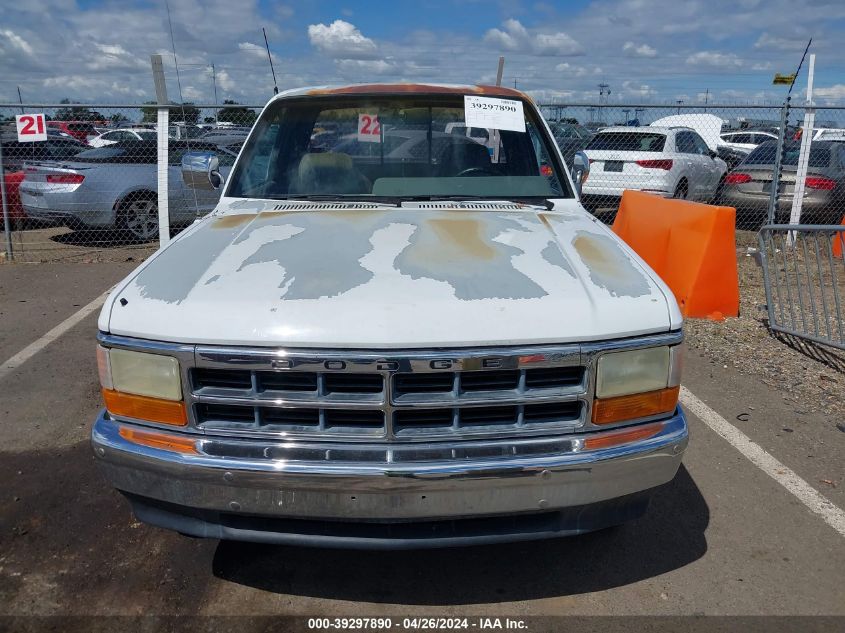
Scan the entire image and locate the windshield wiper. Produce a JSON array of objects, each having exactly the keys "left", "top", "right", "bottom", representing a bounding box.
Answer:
[{"left": 261, "top": 194, "right": 404, "bottom": 206}]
